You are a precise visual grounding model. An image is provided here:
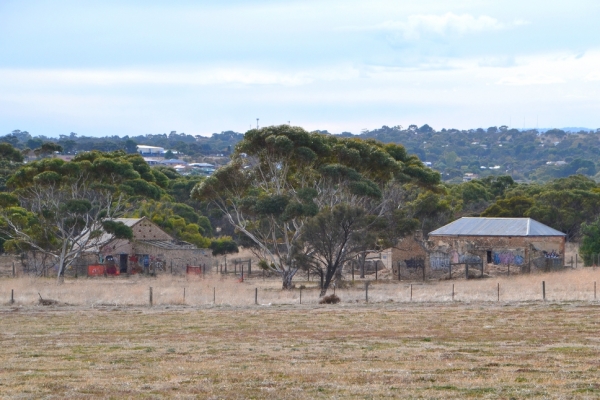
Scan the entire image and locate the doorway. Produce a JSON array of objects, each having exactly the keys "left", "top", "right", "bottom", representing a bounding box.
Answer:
[{"left": 119, "top": 254, "right": 128, "bottom": 273}]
